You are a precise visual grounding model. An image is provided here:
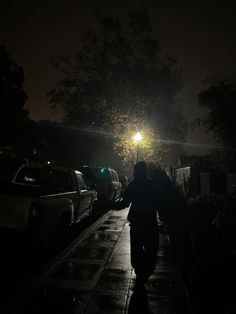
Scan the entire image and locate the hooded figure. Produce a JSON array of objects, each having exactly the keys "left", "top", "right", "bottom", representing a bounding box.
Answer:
[{"left": 115, "top": 161, "right": 160, "bottom": 283}]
